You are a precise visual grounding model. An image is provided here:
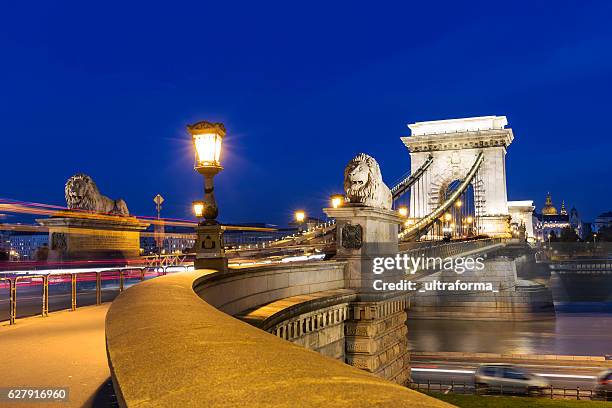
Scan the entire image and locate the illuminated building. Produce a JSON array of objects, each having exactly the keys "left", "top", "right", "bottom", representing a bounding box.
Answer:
[
  {"left": 594, "top": 211, "right": 612, "bottom": 232},
  {"left": 140, "top": 225, "right": 195, "bottom": 255},
  {"left": 534, "top": 193, "right": 584, "bottom": 240},
  {"left": 8, "top": 231, "right": 49, "bottom": 260},
  {"left": 507, "top": 200, "right": 536, "bottom": 241}
]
